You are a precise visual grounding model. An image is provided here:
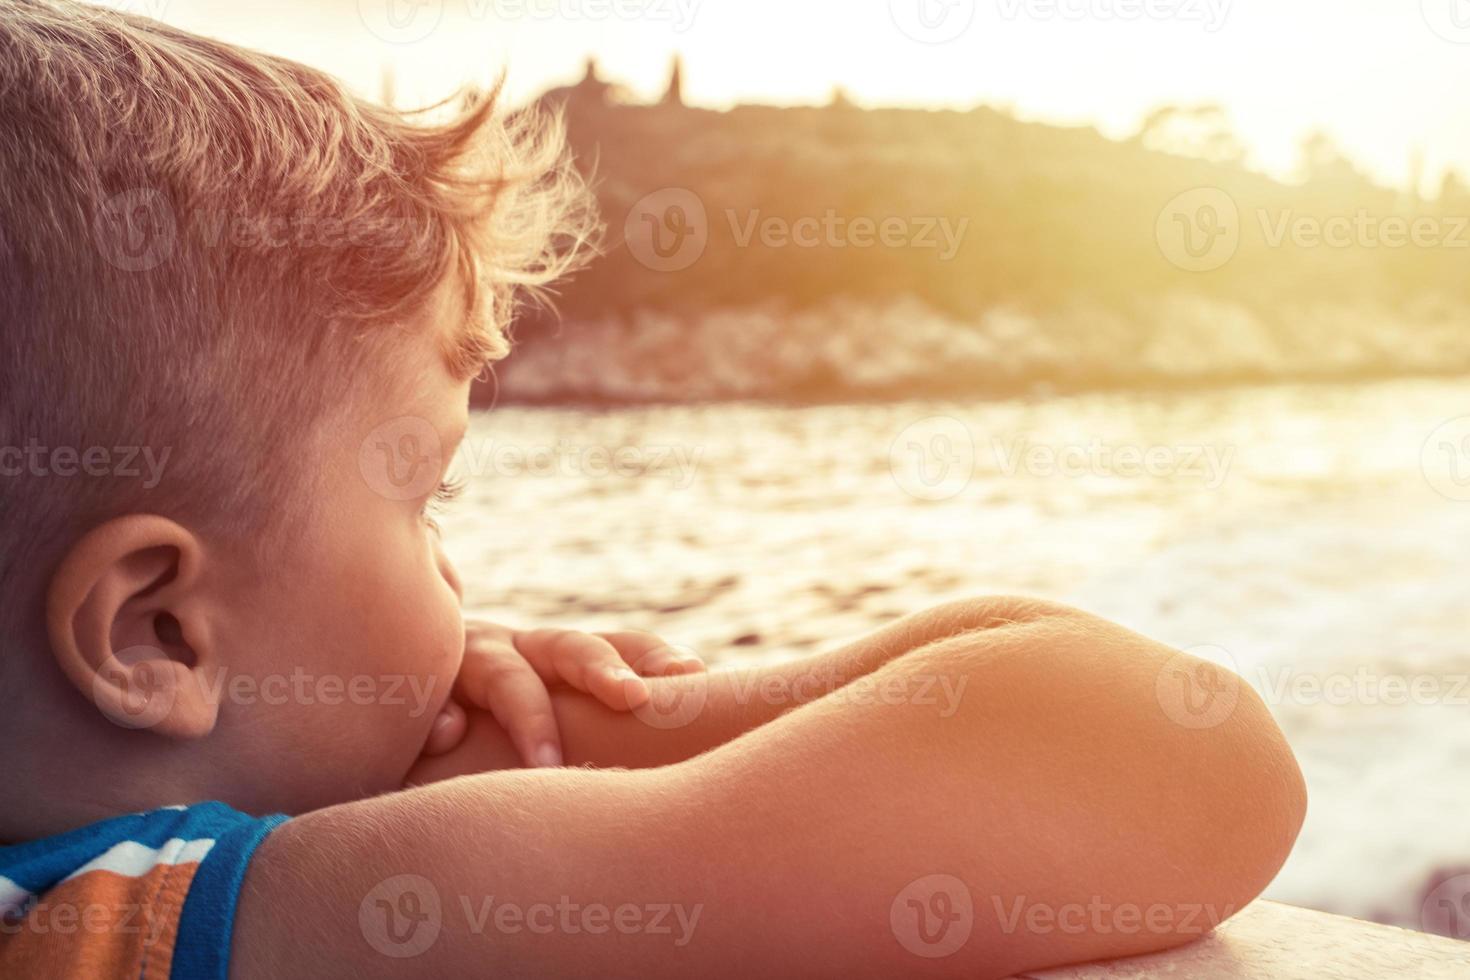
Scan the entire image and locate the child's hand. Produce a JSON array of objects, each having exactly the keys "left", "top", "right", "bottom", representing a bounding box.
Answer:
[{"left": 421, "top": 619, "right": 706, "bottom": 769}]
